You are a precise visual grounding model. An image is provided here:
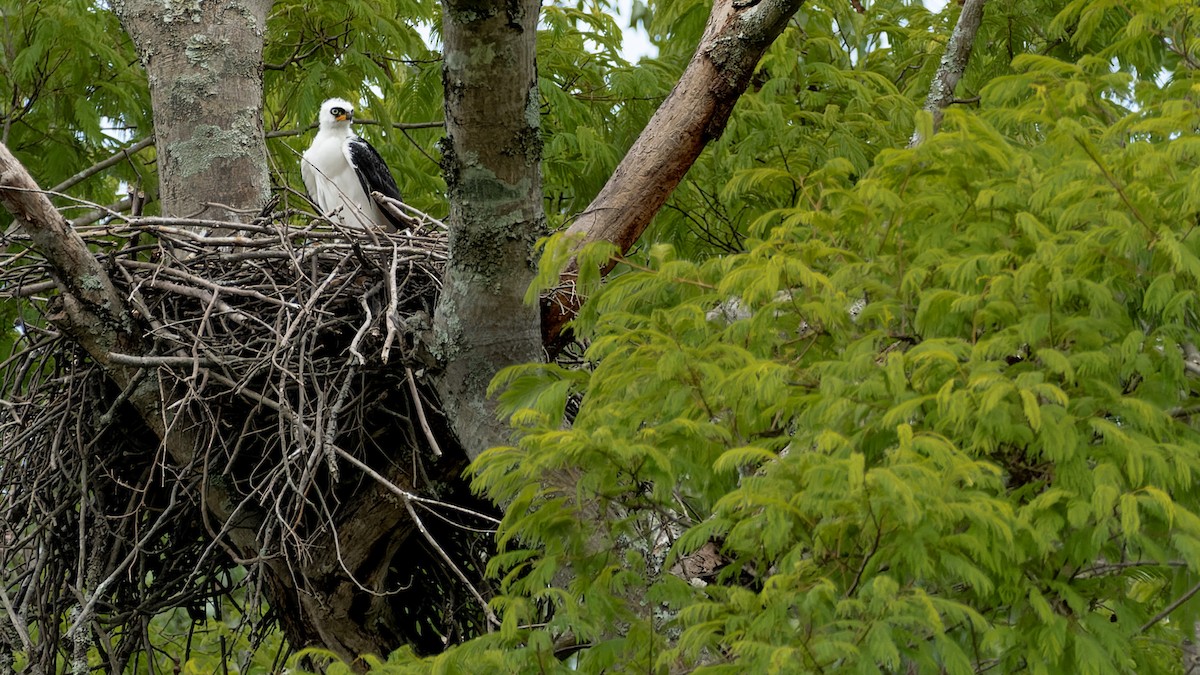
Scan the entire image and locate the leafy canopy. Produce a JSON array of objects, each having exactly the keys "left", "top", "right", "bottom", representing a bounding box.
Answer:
[
  {"left": 395, "top": 0, "right": 1200, "bottom": 672},
  {"left": 4, "top": 0, "right": 1200, "bottom": 671}
]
